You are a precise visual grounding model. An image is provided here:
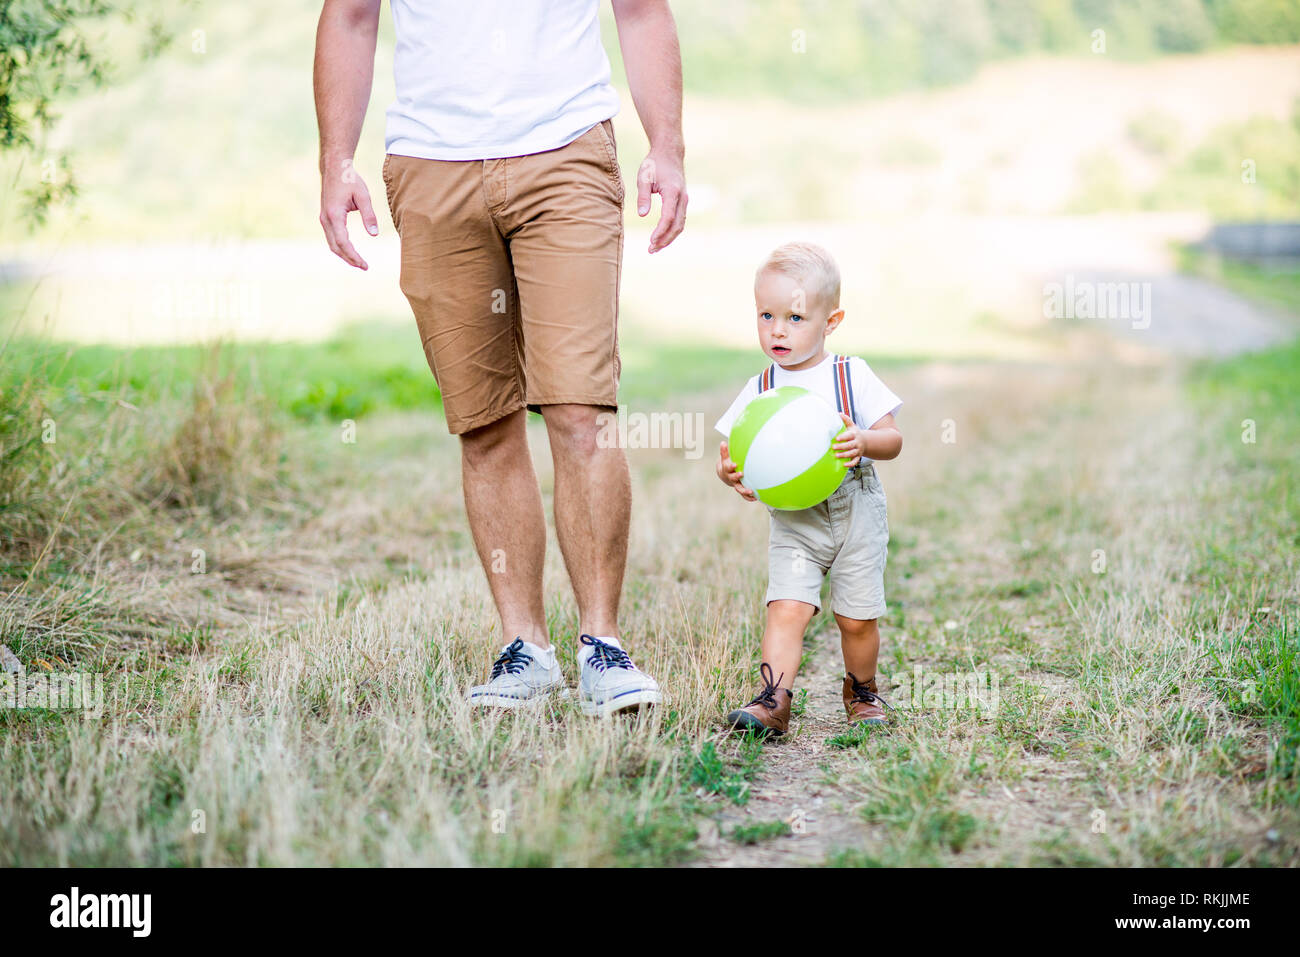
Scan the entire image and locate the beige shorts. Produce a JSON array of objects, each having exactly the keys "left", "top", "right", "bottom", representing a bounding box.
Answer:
[
  {"left": 766, "top": 463, "right": 890, "bottom": 620},
  {"left": 382, "top": 119, "right": 625, "bottom": 435}
]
